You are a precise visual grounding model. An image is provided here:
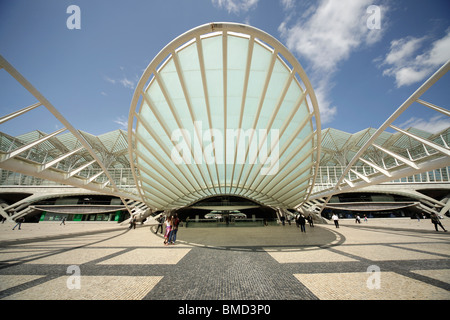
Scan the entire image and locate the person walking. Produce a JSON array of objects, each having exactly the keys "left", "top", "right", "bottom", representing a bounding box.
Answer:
[
  {"left": 129, "top": 216, "right": 136, "bottom": 229},
  {"left": 430, "top": 213, "right": 447, "bottom": 232},
  {"left": 287, "top": 214, "right": 292, "bottom": 225},
  {"left": 155, "top": 215, "right": 165, "bottom": 234},
  {"left": 355, "top": 214, "right": 361, "bottom": 224},
  {"left": 307, "top": 214, "right": 314, "bottom": 227},
  {"left": 298, "top": 214, "right": 306, "bottom": 233},
  {"left": 12, "top": 217, "right": 24, "bottom": 230},
  {"left": 169, "top": 214, "right": 180, "bottom": 244},
  {"left": 164, "top": 215, "right": 172, "bottom": 245},
  {"left": 60, "top": 217, "right": 66, "bottom": 226},
  {"left": 332, "top": 213, "right": 339, "bottom": 228}
]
